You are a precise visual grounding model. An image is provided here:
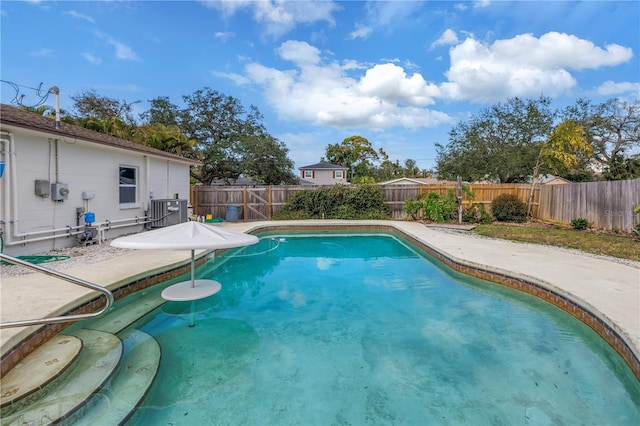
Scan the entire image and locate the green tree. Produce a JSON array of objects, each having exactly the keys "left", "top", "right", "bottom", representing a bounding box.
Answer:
[
  {"left": 19, "top": 105, "right": 56, "bottom": 117},
  {"left": 372, "top": 159, "right": 403, "bottom": 181},
  {"left": 141, "top": 96, "right": 180, "bottom": 127},
  {"left": 527, "top": 120, "right": 593, "bottom": 214},
  {"left": 70, "top": 89, "right": 139, "bottom": 126},
  {"left": 403, "top": 159, "right": 420, "bottom": 177},
  {"left": 436, "top": 97, "right": 555, "bottom": 183},
  {"left": 71, "top": 116, "right": 134, "bottom": 140},
  {"left": 324, "top": 135, "right": 388, "bottom": 182},
  {"left": 563, "top": 98, "right": 640, "bottom": 179},
  {"left": 601, "top": 154, "right": 640, "bottom": 180},
  {"left": 239, "top": 133, "right": 298, "bottom": 185},
  {"left": 133, "top": 123, "right": 196, "bottom": 157},
  {"left": 172, "top": 87, "right": 296, "bottom": 184}
]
